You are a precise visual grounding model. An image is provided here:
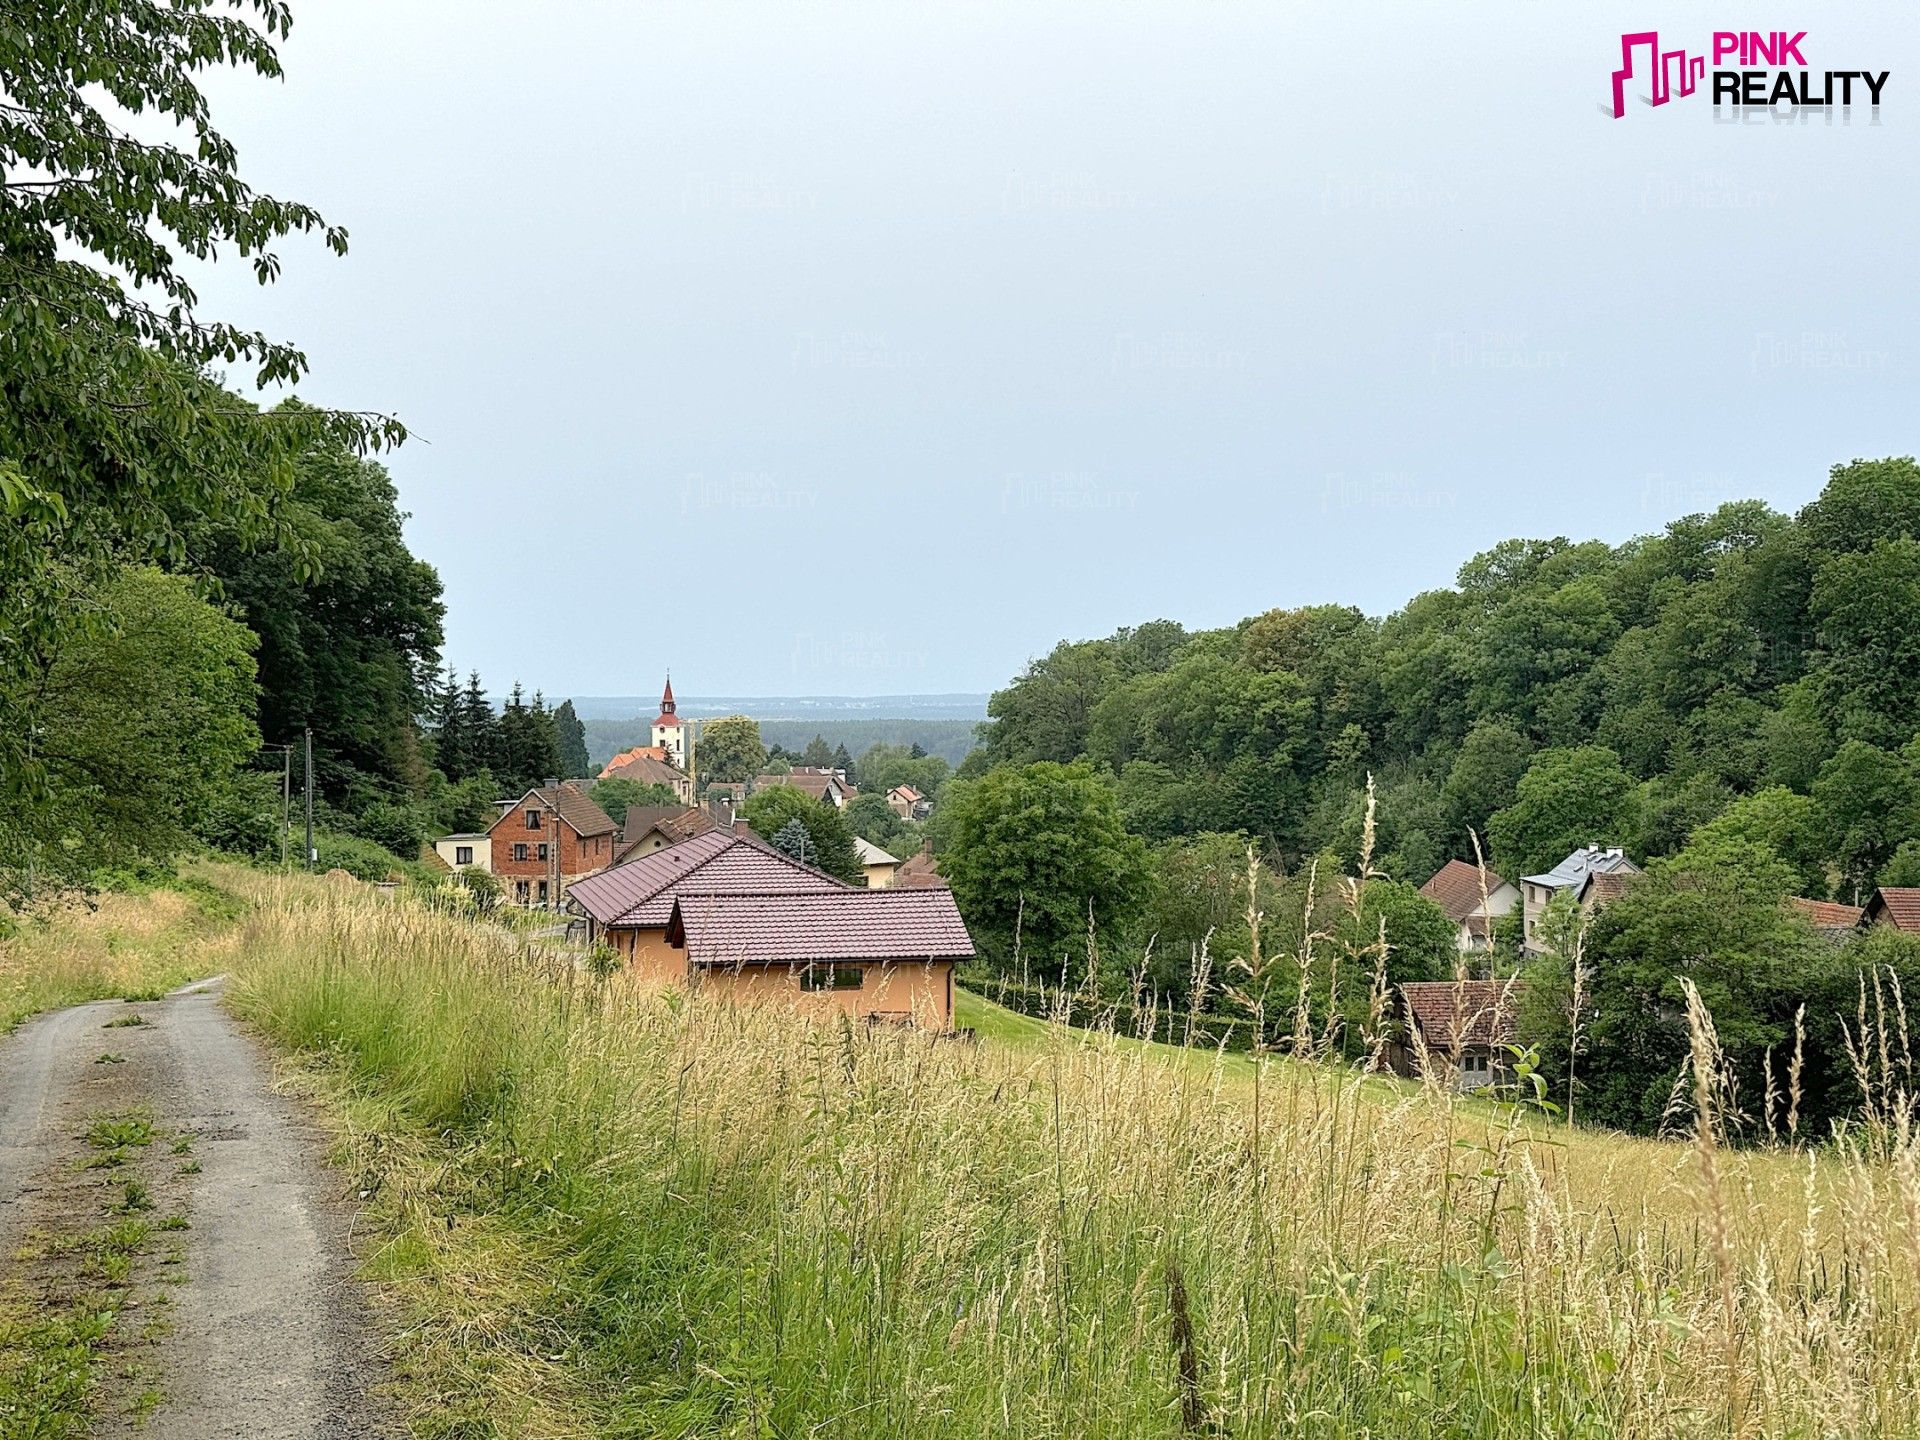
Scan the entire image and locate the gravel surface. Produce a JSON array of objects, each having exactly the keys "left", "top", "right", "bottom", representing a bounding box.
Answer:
[{"left": 0, "top": 978, "right": 395, "bottom": 1437}]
